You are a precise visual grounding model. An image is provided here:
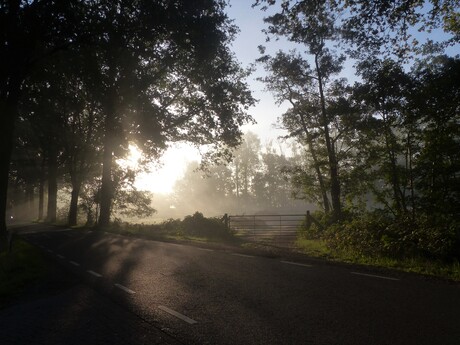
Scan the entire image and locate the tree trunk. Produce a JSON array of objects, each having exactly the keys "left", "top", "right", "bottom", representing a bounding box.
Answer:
[
  {"left": 0, "top": 100, "right": 17, "bottom": 248},
  {"left": 299, "top": 112, "right": 330, "bottom": 213},
  {"left": 98, "top": 139, "right": 113, "bottom": 227},
  {"left": 25, "top": 182, "right": 35, "bottom": 219},
  {"left": 0, "top": 0, "right": 23, "bottom": 250},
  {"left": 383, "top": 115, "right": 405, "bottom": 215},
  {"left": 68, "top": 181, "right": 81, "bottom": 226},
  {"left": 315, "top": 54, "right": 341, "bottom": 220},
  {"left": 46, "top": 146, "right": 58, "bottom": 223},
  {"left": 38, "top": 157, "right": 45, "bottom": 220},
  {"left": 98, "top": 110, "right": 115, "bottom": 228}
]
